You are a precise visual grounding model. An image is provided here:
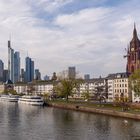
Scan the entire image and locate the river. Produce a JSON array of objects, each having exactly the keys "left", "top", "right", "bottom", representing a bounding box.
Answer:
[{"left": 0, "top": 102, "right": 140, "bottom": 140}]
